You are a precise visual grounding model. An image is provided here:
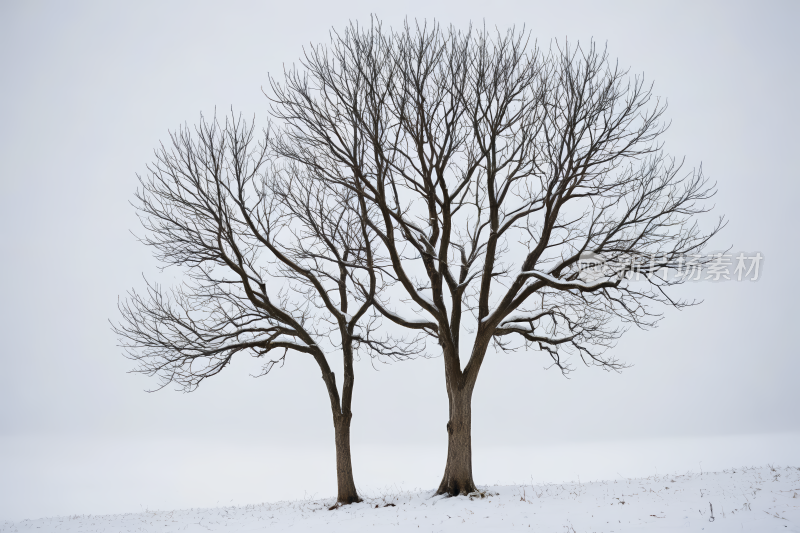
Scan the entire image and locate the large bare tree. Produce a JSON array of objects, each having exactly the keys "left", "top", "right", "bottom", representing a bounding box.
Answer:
[
  {"left": 269, "top": 21, "right": 724, "bottom": 496},
  {"left": 113, "top": 114, "right": 406, "bottom": 505}
]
